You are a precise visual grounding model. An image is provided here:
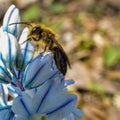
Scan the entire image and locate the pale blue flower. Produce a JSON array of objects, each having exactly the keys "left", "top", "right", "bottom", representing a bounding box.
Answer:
[
  {"left": 0, "top": 54, "right": 12, "bottom": 84},
  {"left": 22, "top": 53, "right": 58, "bottom": 89},
  {"left": 0, "top": 84, "right": 14, "bottom": 120},
  {"left": 16, "top": 27, "right": 35, "bottom": 71},
  {"left": 0, "top": 4, "right": 83, "bottom": 120},
  {"left": 0, "top": 31, "right": 19, "bottom": 69},
  {"left": 3, "top": 4, "right": 21, "bottom": 37},
  {"left": 12, "top": 72, "right": 83, "bottom": 120}
]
